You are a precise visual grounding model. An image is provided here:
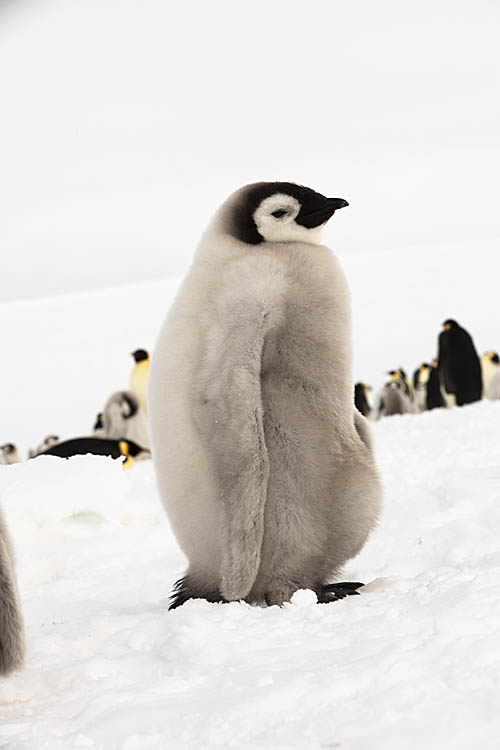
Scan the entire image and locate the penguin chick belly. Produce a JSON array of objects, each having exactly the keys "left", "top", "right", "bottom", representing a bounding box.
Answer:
[{"left": 149, "top": 285, "right": 224, "bottom": 588}]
